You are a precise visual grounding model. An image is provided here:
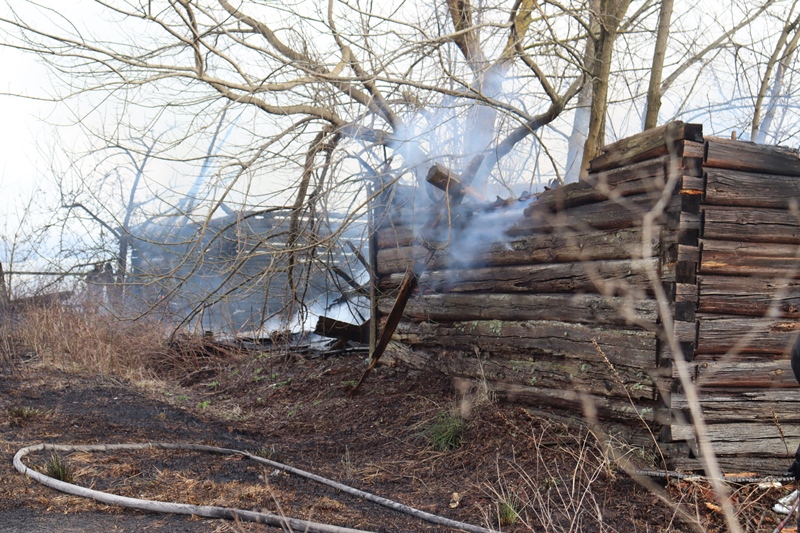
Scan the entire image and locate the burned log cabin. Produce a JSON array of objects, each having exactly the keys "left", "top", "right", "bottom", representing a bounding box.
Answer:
[
  {"left": 371, "top": 122, "right": 800, "bottom": 473},
  {"left": 129, "top": 209, "right": 369, "bottom": 333}
]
